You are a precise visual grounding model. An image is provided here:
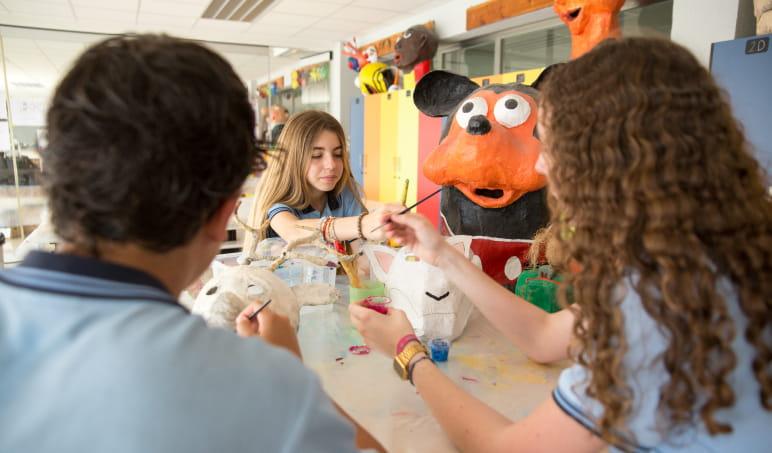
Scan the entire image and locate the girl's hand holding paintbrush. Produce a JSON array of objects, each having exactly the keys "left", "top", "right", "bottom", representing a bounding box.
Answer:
[
  {"left": 236, "top": 302, "right": 302, "bottom": 358},
  {"left": 381, "top": 212, "right": 458, "bottom": 267}
]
